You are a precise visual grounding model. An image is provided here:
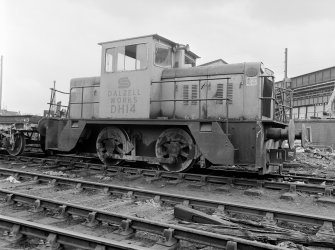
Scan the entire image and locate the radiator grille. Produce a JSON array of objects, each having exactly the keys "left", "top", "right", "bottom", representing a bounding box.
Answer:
[
  {"left": 216, "top": 83, "right": 224, "bottom": 104},
  {"left": 191, "top": 85, "right": 198, "bottom": 105},
  {"left": 183, "top": 85, "right": 189, "bottom": 105},
  {"left": 227, "top": 81, "right": 233, "bottom": 104}
]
